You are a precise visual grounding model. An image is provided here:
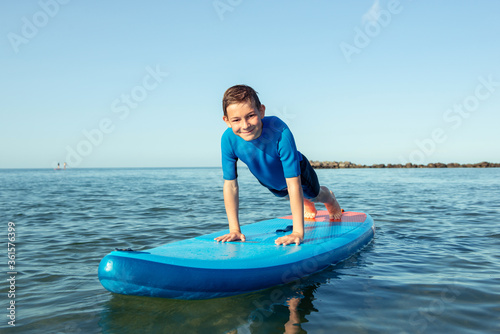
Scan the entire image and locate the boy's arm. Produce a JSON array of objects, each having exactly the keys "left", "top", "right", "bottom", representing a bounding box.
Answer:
[
  {"left": 215, "top": 179, "right": 246, "bottom": 242},
  {"left": 275, "top": 176, "right": 304, "bottom": 246}
]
